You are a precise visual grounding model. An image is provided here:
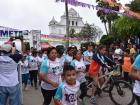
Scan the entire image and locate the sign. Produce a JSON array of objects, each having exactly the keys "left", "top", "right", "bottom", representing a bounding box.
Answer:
[
  {"left": 0, "top": 26, "right": 29, "bottom": 38},
  {"left": 0, "top": 30, "right": 23, "bottom": 37}
]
